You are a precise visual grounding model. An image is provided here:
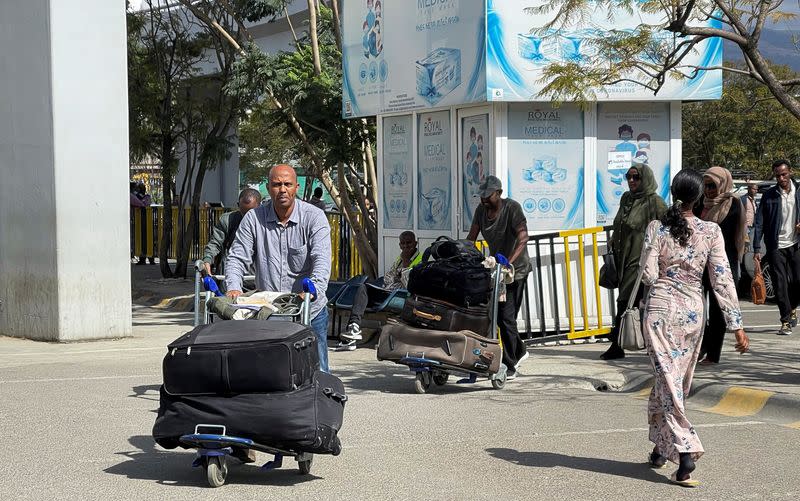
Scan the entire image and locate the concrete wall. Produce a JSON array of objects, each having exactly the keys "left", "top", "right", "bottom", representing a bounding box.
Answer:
[{"left": 0, "top": 0, "right": 132, "bottom": 341}]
